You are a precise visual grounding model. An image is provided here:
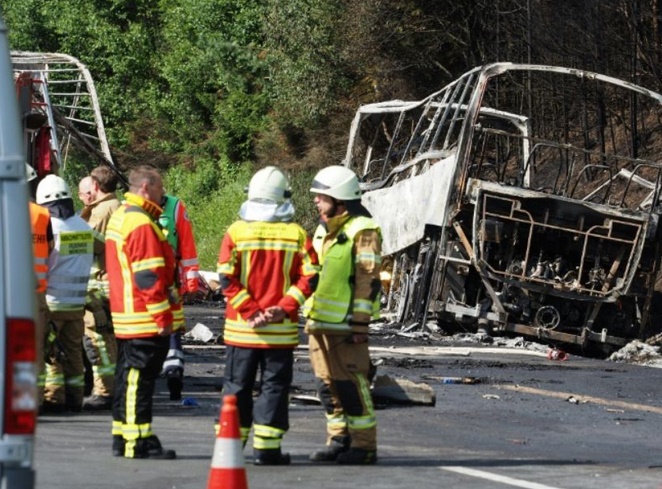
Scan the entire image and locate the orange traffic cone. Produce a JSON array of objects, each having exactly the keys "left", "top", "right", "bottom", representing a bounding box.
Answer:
[{"left": 208, "top": 394, "right": 248, "bottom": 489}]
